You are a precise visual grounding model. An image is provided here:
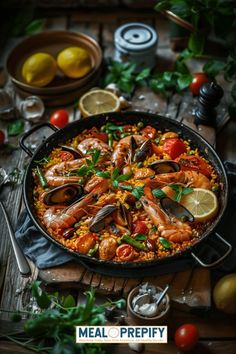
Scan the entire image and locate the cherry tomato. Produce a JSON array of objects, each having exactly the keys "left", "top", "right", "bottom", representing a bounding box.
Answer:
[
  {"left": 50, "top": 109, "right": 69, "bottom": 129},
  {"left": 142, "top": 125, "right": 157, "bottom": 139},
  {"left": 163, "top": 138, "right": 187, "bottom": 159},
  {"left": 189, "top": 73, "right": 209, "bottom": 96},
  {"left": 58, "top": 151, "right": 74, "bottom": 161},
  {"left": 133, "top": 220, "right": 148, "bottom": 234},
  {"left": 89, "top": 127, "right": 108, "bottom": 143},
  {"left": 176, "top": 155, "right": 212, "bottom": 177},
  {"left": 0, "top": 130, "right": 5, "bottom": 145},
  {"left": 116, "top": 244, "right": 134, "bottom": 262},
  {"left": 174, "top": 323, "right": 199, "bottom": 351}
]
